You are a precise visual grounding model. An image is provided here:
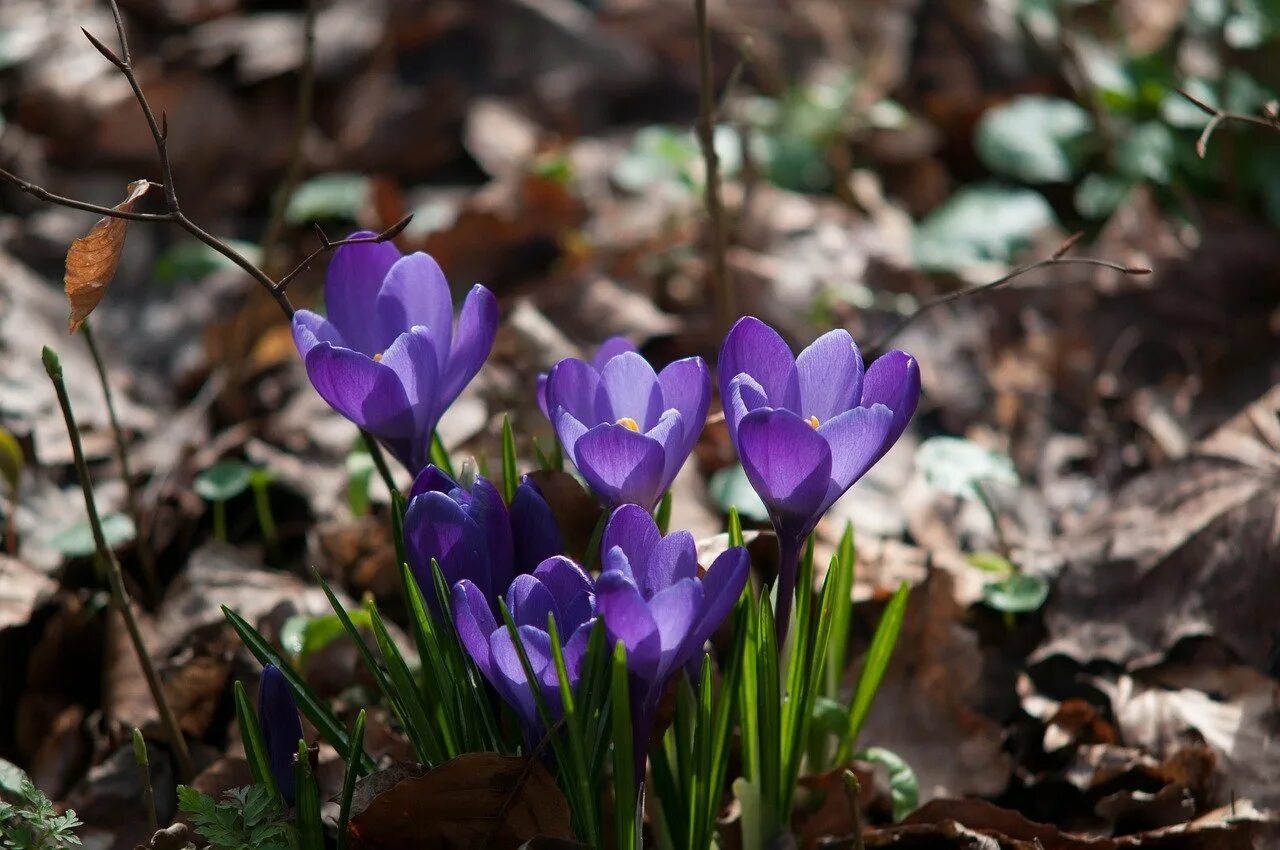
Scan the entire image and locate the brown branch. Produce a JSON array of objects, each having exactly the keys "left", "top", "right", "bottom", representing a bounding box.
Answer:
[
  {"left": 274, "top": 216, "right": 413, "bottom": 294},
  {"left": 1177, "top": 87, "right": 1280, "bottom": 159},
  {"left": 694, "top": 0, "right": 733, "bottom": 333},
  {"left": 868, "top": 233, "right": 1151, "bottom": 353},
  {"left": 0, "top": 168, "right": 173, "bottom": 222}
]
